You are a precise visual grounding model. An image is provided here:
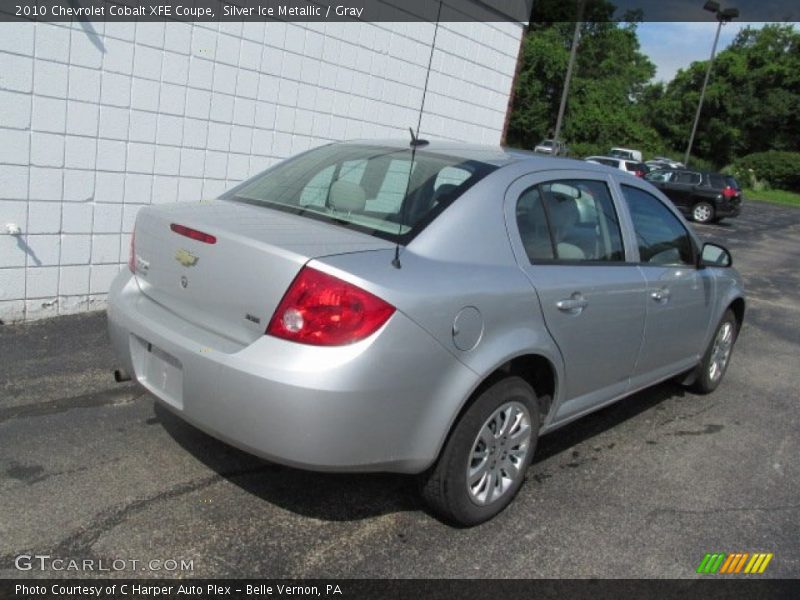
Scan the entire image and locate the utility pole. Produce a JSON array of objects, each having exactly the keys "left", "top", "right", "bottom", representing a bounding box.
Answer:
[
  {"left": 684, "top": 1, "right": 739, "bottom": 166},
  {"left": 552, "top": 0, "right": 584, "bottom": 154}
]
